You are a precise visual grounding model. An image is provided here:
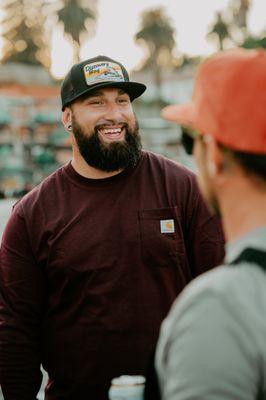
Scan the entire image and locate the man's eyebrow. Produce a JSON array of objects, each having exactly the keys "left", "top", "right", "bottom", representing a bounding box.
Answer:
[
  {"left": 86, "top": 89, "right": 128, "bottom": 98},
  {"left": 88, "top": 90, "right": 104, "bottom": 97},
  {"left": 117, "top": 89, "right": 127, "bottom": 95}
]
